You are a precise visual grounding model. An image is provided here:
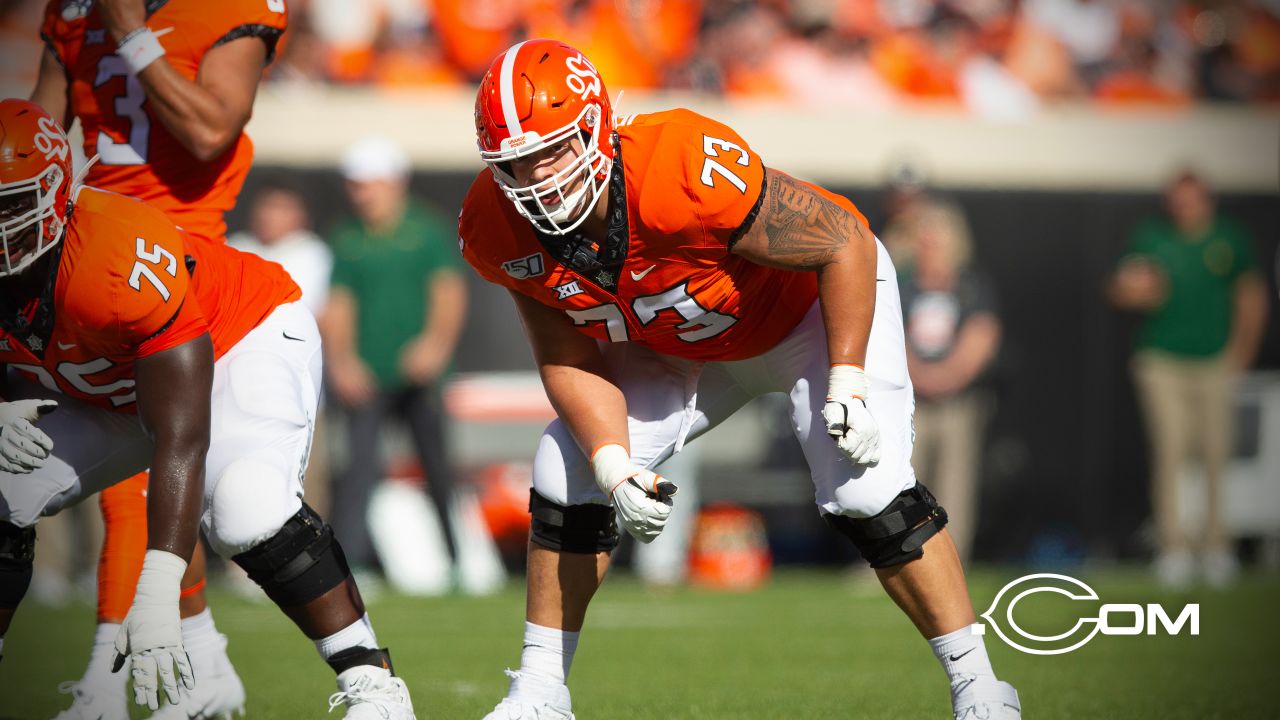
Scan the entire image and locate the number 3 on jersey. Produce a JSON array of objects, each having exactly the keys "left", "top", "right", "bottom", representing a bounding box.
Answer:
[{"left": 94, "top": 55, "right": 150, "bottom": 165}]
